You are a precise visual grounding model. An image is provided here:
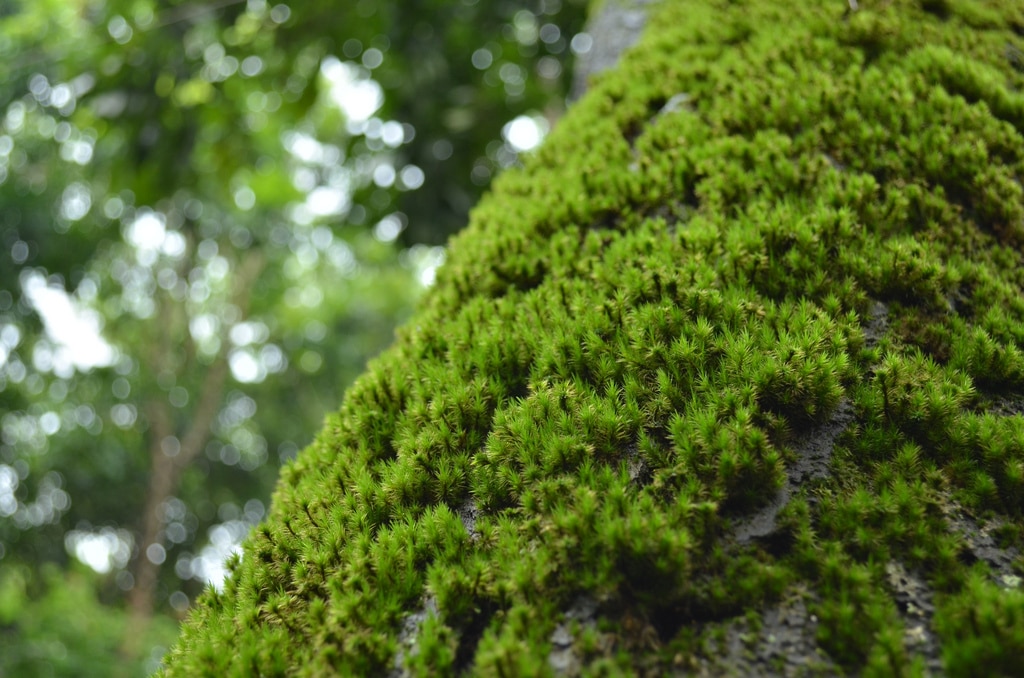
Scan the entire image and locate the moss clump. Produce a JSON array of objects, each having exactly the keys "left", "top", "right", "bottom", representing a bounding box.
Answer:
[{"left": 163, "top": 0, "right": 1024, "bottom": 675}]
